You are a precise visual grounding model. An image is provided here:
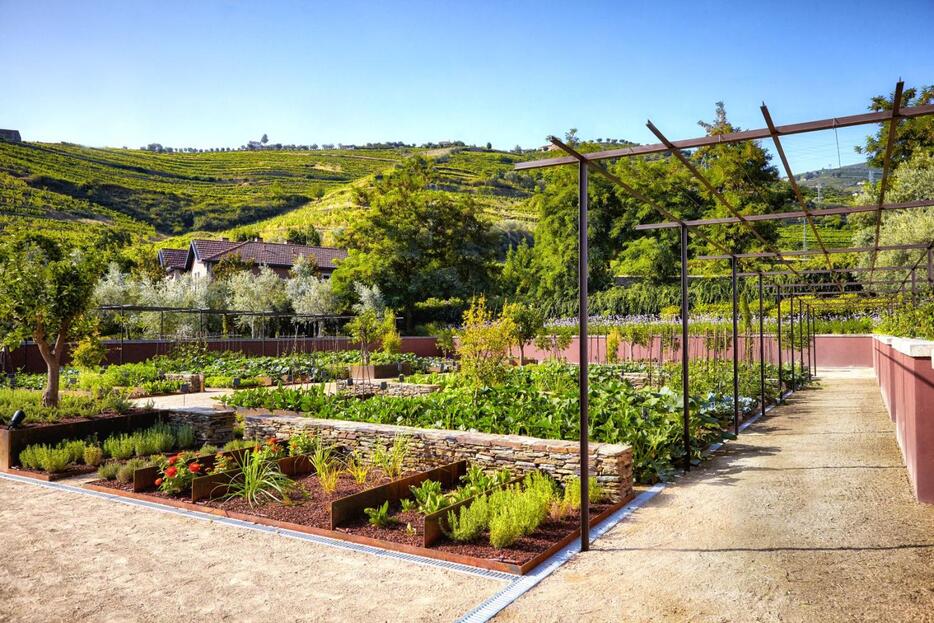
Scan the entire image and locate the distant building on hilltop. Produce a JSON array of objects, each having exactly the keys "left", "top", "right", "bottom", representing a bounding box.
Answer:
[
  {"left": 0, "top": 129, "right": 22, "bottom": 142},
  {"left": 158, "top": 238, "right": 348, "bottom": 279}
]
